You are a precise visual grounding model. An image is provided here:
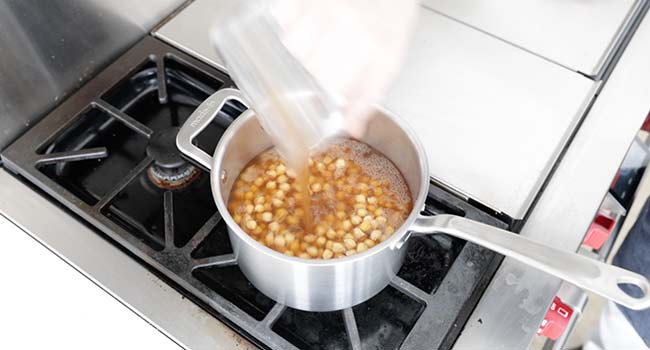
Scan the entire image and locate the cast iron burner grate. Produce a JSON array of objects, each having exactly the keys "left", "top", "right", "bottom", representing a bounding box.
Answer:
[{"left": 2, "top": 37, "right": 508, "bottom": 350}]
